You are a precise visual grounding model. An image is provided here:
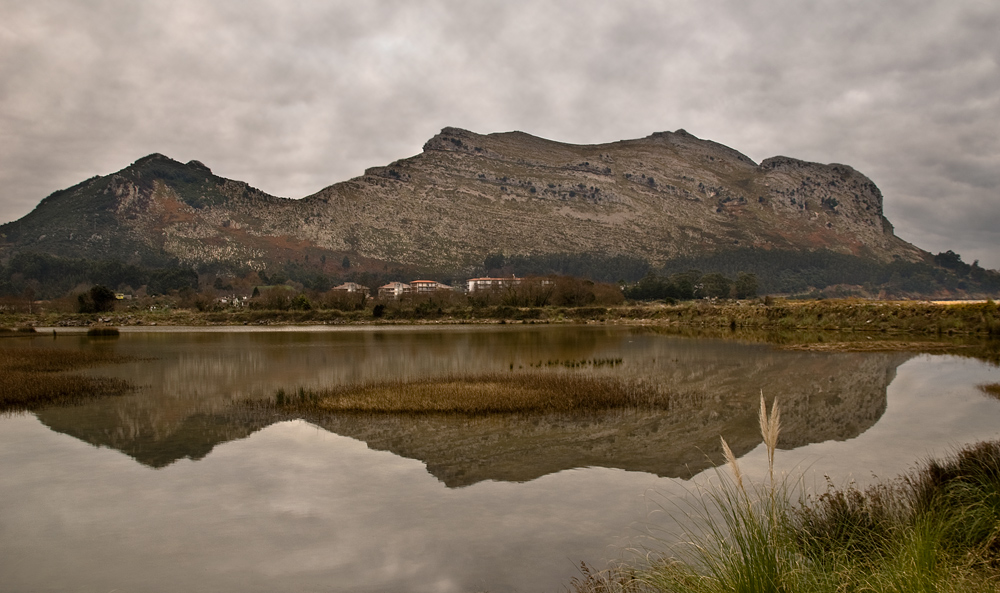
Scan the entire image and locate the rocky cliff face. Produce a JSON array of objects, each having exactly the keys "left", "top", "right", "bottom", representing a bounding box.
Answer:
[{"left": 0, "top": 128, "right": 926, "bottom": 273}]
